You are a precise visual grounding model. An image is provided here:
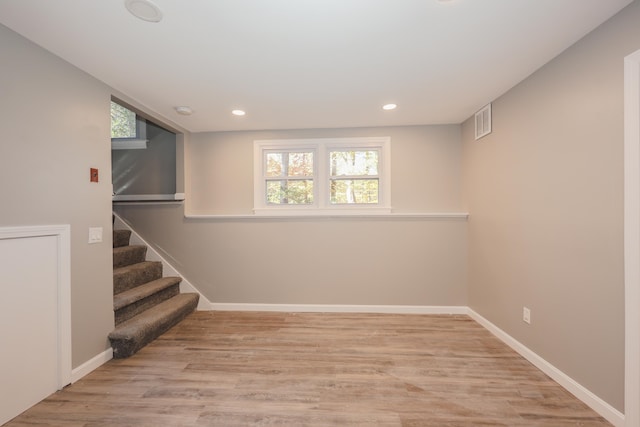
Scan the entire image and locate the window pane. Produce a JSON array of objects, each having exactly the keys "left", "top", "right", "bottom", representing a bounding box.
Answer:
[
  {"left": 266, "top": 153, "right": 283, "bottom": 177},
  {"left": 266, "top": 180, "right": 314, "bottom": 204},
  {"left": 266, "top": 152, "right": 313, "bottom": 178},
  {"left": 330, "top": 150, "right": 378, "bottom": 176},
  {"left": 288, "top": 152, "right": 313, "bottom": 177},
  {"left": 330, "top": 179, "right": 378, "bottom": 204},
  {"left": 110, "top": 101, "right": 137, "bottom": 138}
]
